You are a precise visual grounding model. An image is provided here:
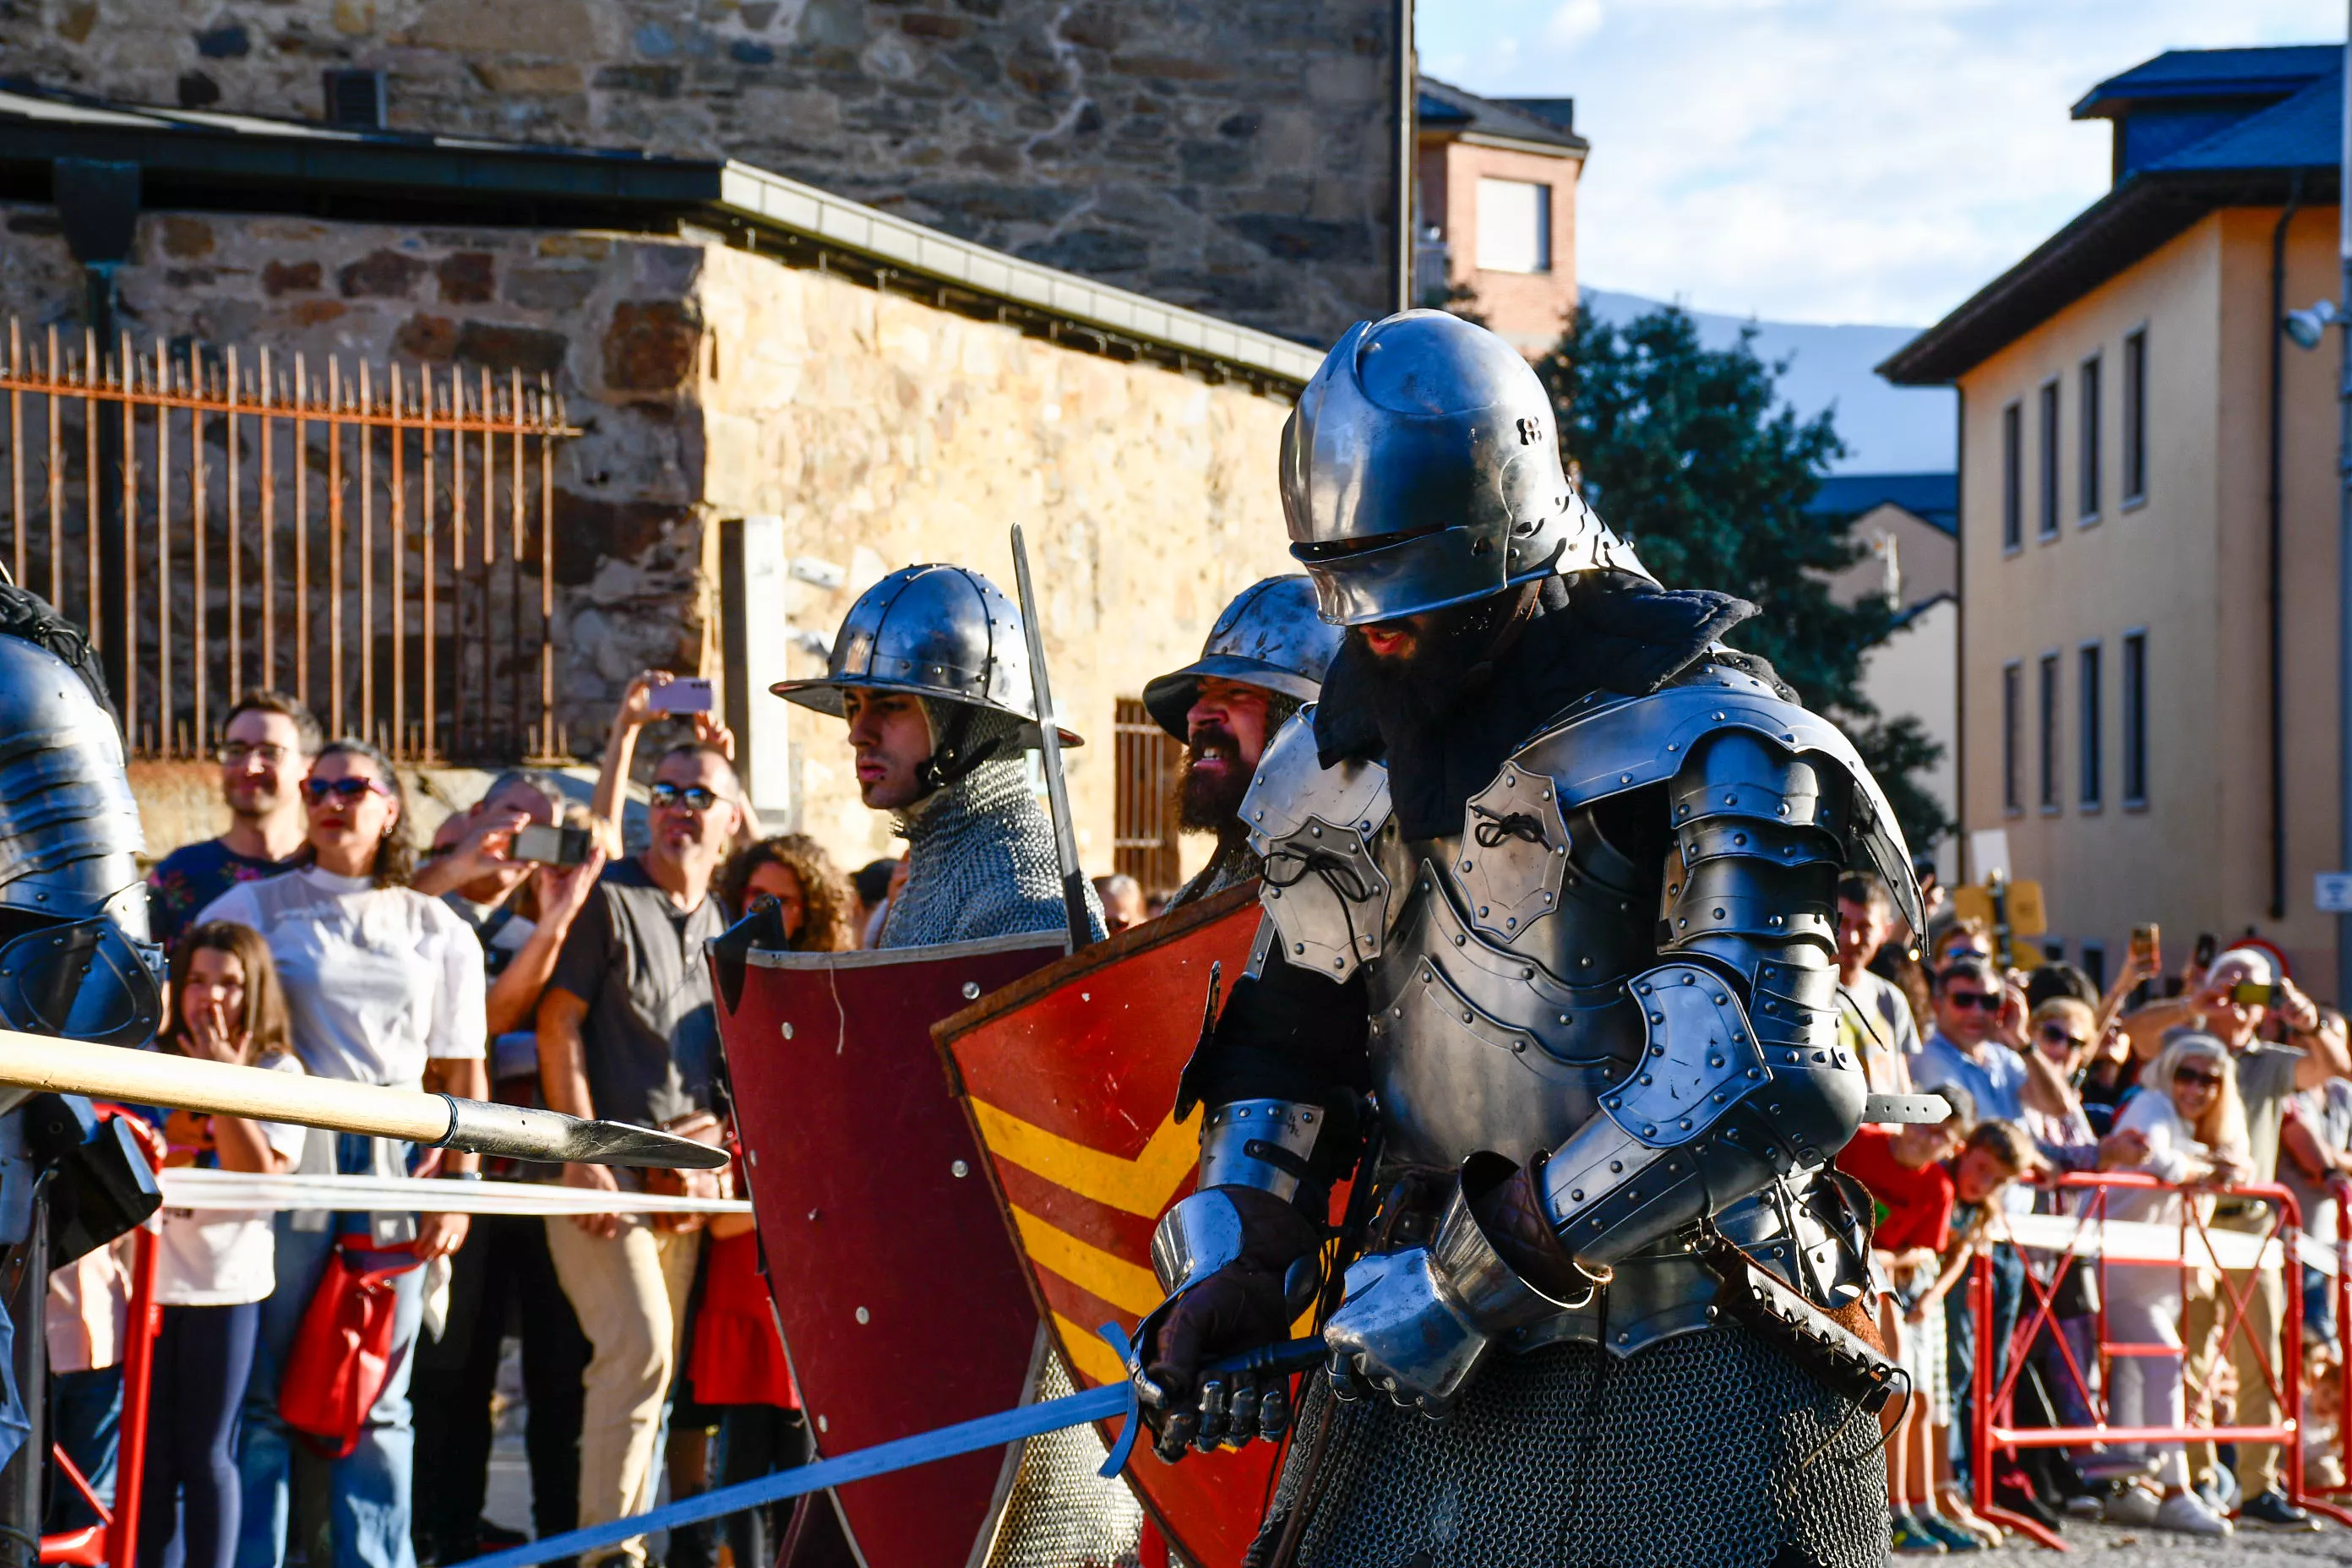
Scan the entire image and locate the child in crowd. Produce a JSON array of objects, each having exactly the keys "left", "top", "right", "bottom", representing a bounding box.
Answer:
[
  {"left": 1838, "top": 1098, "right": 1967, "bottom": 1553},
  {"left": 143, "top": 923, "right": 308, "bottom": 1568}
]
